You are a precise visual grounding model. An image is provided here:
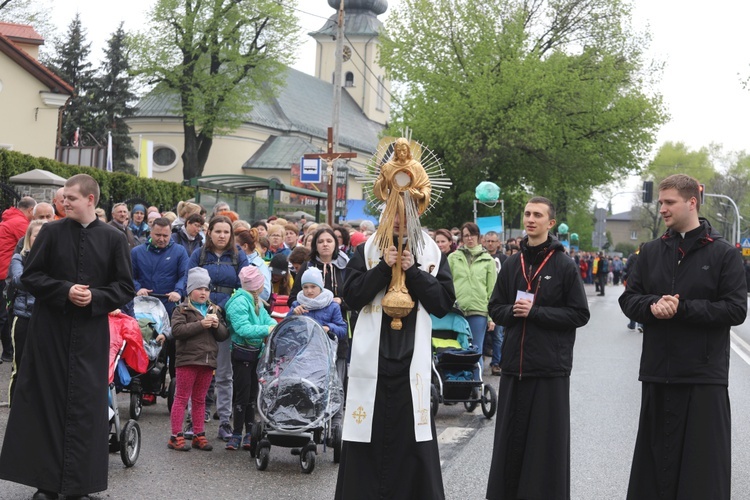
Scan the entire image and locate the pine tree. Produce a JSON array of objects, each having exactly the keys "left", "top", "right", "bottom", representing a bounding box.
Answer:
[
  {"left": 50, "top": 13, "right": 97, "bottom": 147},
  {"left": 92, "top": 23, "right": 137, "bottom": 174}
]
